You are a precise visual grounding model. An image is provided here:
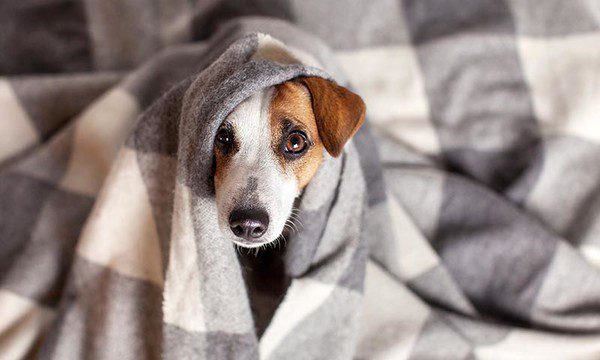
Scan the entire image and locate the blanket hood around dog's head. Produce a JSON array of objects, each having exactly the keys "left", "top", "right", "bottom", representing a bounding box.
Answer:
[
  {"left": 117, "top": 30, "right": 369, "bottom": 356},
  {"left": 157, "top": 32, "right": 366, "bottom": 269},
  {"left": 128, "top": 30, "right": 367, "bottom": 270}
]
